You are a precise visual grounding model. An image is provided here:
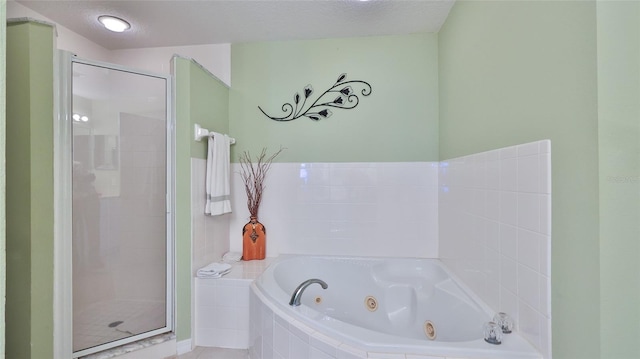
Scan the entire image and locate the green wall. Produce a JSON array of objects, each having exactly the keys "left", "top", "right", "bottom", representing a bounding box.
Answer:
[
  {"left": 190, "top": 61, "right": 230, "bottom": 159},
  {"left": 230, "top": 33, "right": 439, "bottom": 163},
  {"left": 597, "top": 1, "right": 640, "bottom": 358},
  {"left": 173, "top": 57, "right": 191, "bottom": 342},
  {"left": 438, "top": 1, "right": 599, "bottom": 358},
  {"left": 173, "top": 56, "right": 230, "bottom": 341},
  {"left": 0, "top": 0, "right": 6, "bottom": 356},
  {"left": 6, "top": 21, "right": 55, "bottom": 359}
]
